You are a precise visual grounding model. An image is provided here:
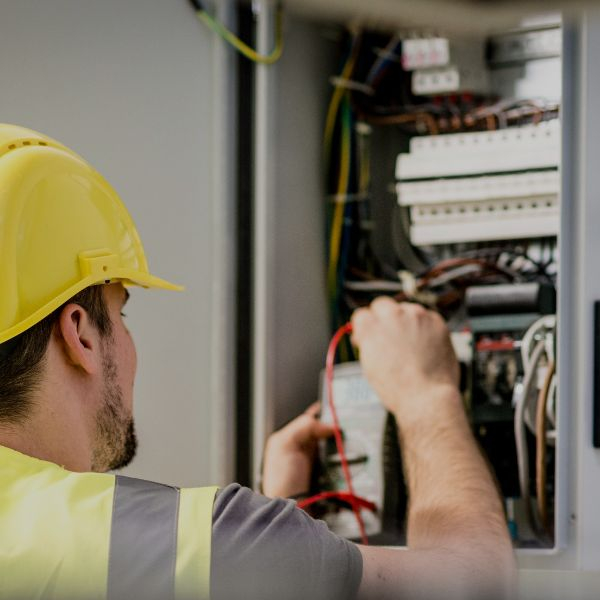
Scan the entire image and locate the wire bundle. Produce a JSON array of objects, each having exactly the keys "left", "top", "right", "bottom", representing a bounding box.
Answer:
[
  {"left": 514, "top": 315, "right": 556, "bottom": 539},
  {"left": 325, "top": 34, "right": 362, "bottom": 333}
]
